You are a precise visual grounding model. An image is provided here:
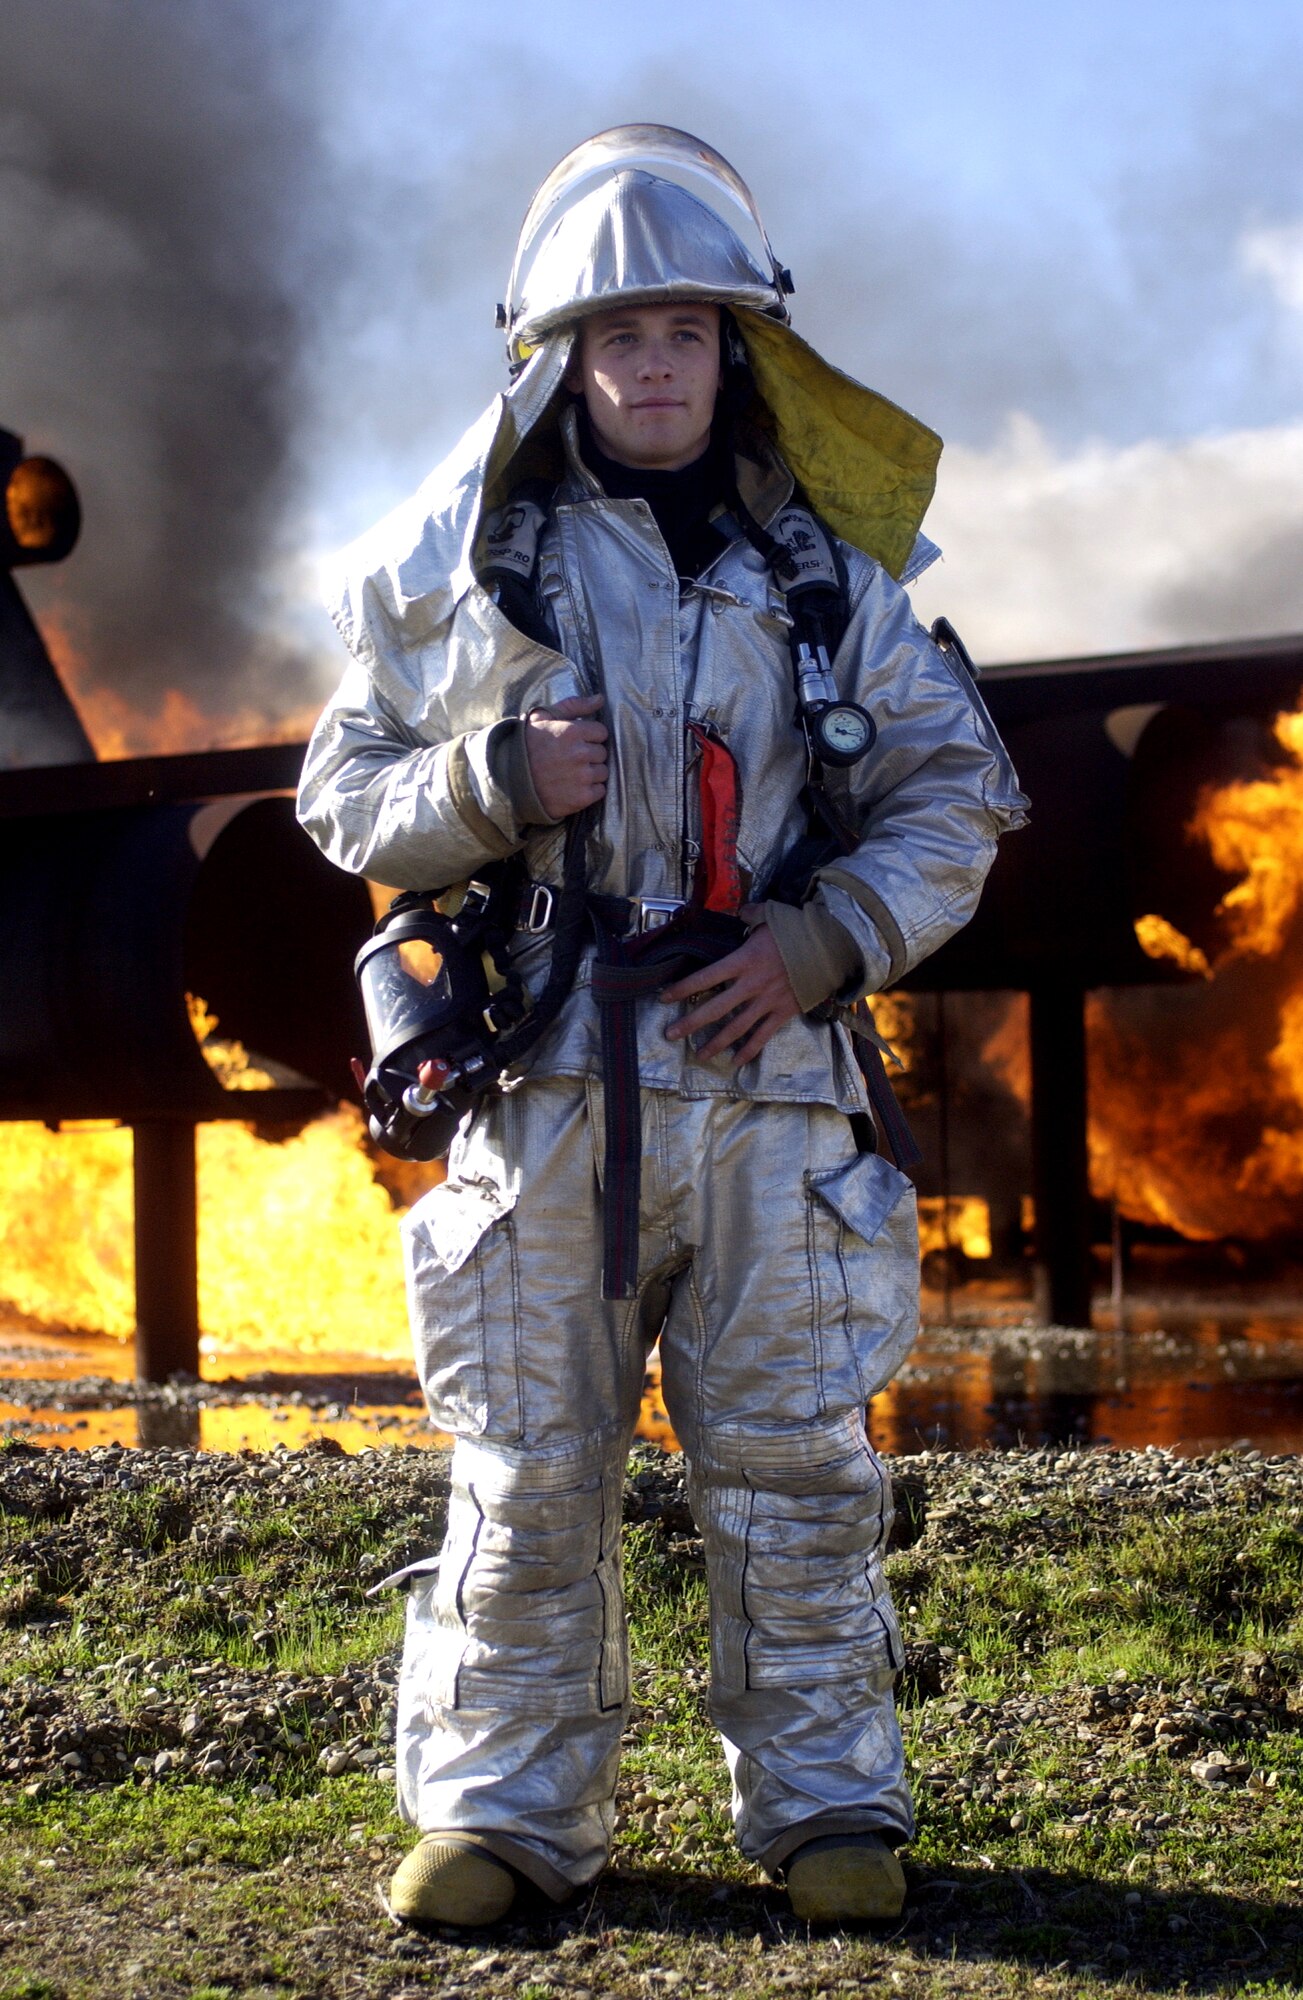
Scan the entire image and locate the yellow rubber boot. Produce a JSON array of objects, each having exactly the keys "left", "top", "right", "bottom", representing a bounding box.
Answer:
[
  {"left": 785, "top": 1834, "right": 906, "bottom": 1923},
  {"left": 389, "top": 1835, "right": 517, "bottom": 1926}
]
